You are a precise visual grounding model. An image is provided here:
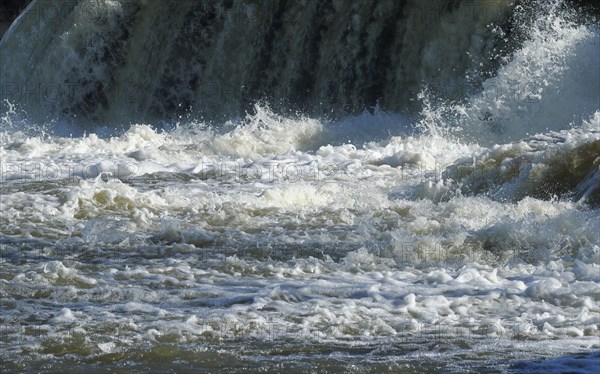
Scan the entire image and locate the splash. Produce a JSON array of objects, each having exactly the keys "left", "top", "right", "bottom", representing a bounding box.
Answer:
[{"left": 417, "top": 0, "right": 600, "bottom": 145}]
